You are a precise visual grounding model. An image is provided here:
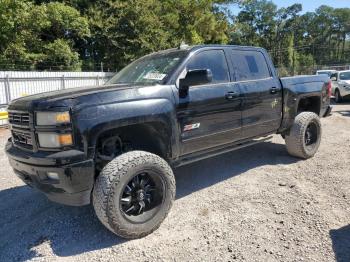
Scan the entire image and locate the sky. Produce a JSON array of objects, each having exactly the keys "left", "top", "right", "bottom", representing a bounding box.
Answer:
[{"left": 230, "top": 0, "right": 350, "bottom": 14}]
